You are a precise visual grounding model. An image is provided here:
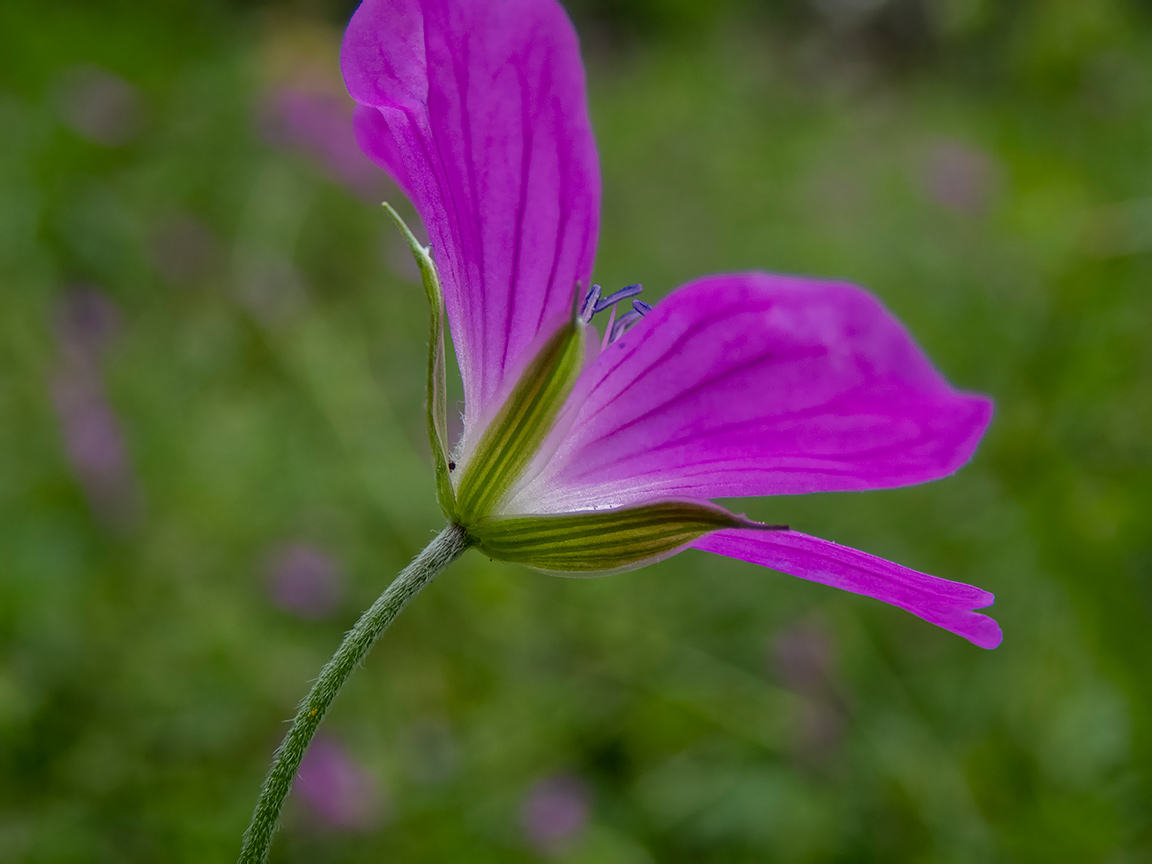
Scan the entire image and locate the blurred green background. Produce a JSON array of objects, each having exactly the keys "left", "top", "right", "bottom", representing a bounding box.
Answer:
[{"left": 2, "top": 0, "right": 1150, "bottom": 861}]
